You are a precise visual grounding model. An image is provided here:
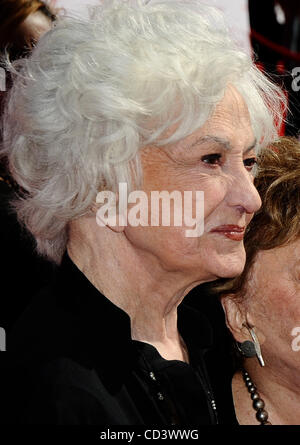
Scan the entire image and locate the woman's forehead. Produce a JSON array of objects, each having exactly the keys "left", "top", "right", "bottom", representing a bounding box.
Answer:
[
  {"left": 210, "top": 86, "right": 251, "bottom": 124},
  {"left": 254, "top": 241, "right": 300, "bottom": 276}
]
